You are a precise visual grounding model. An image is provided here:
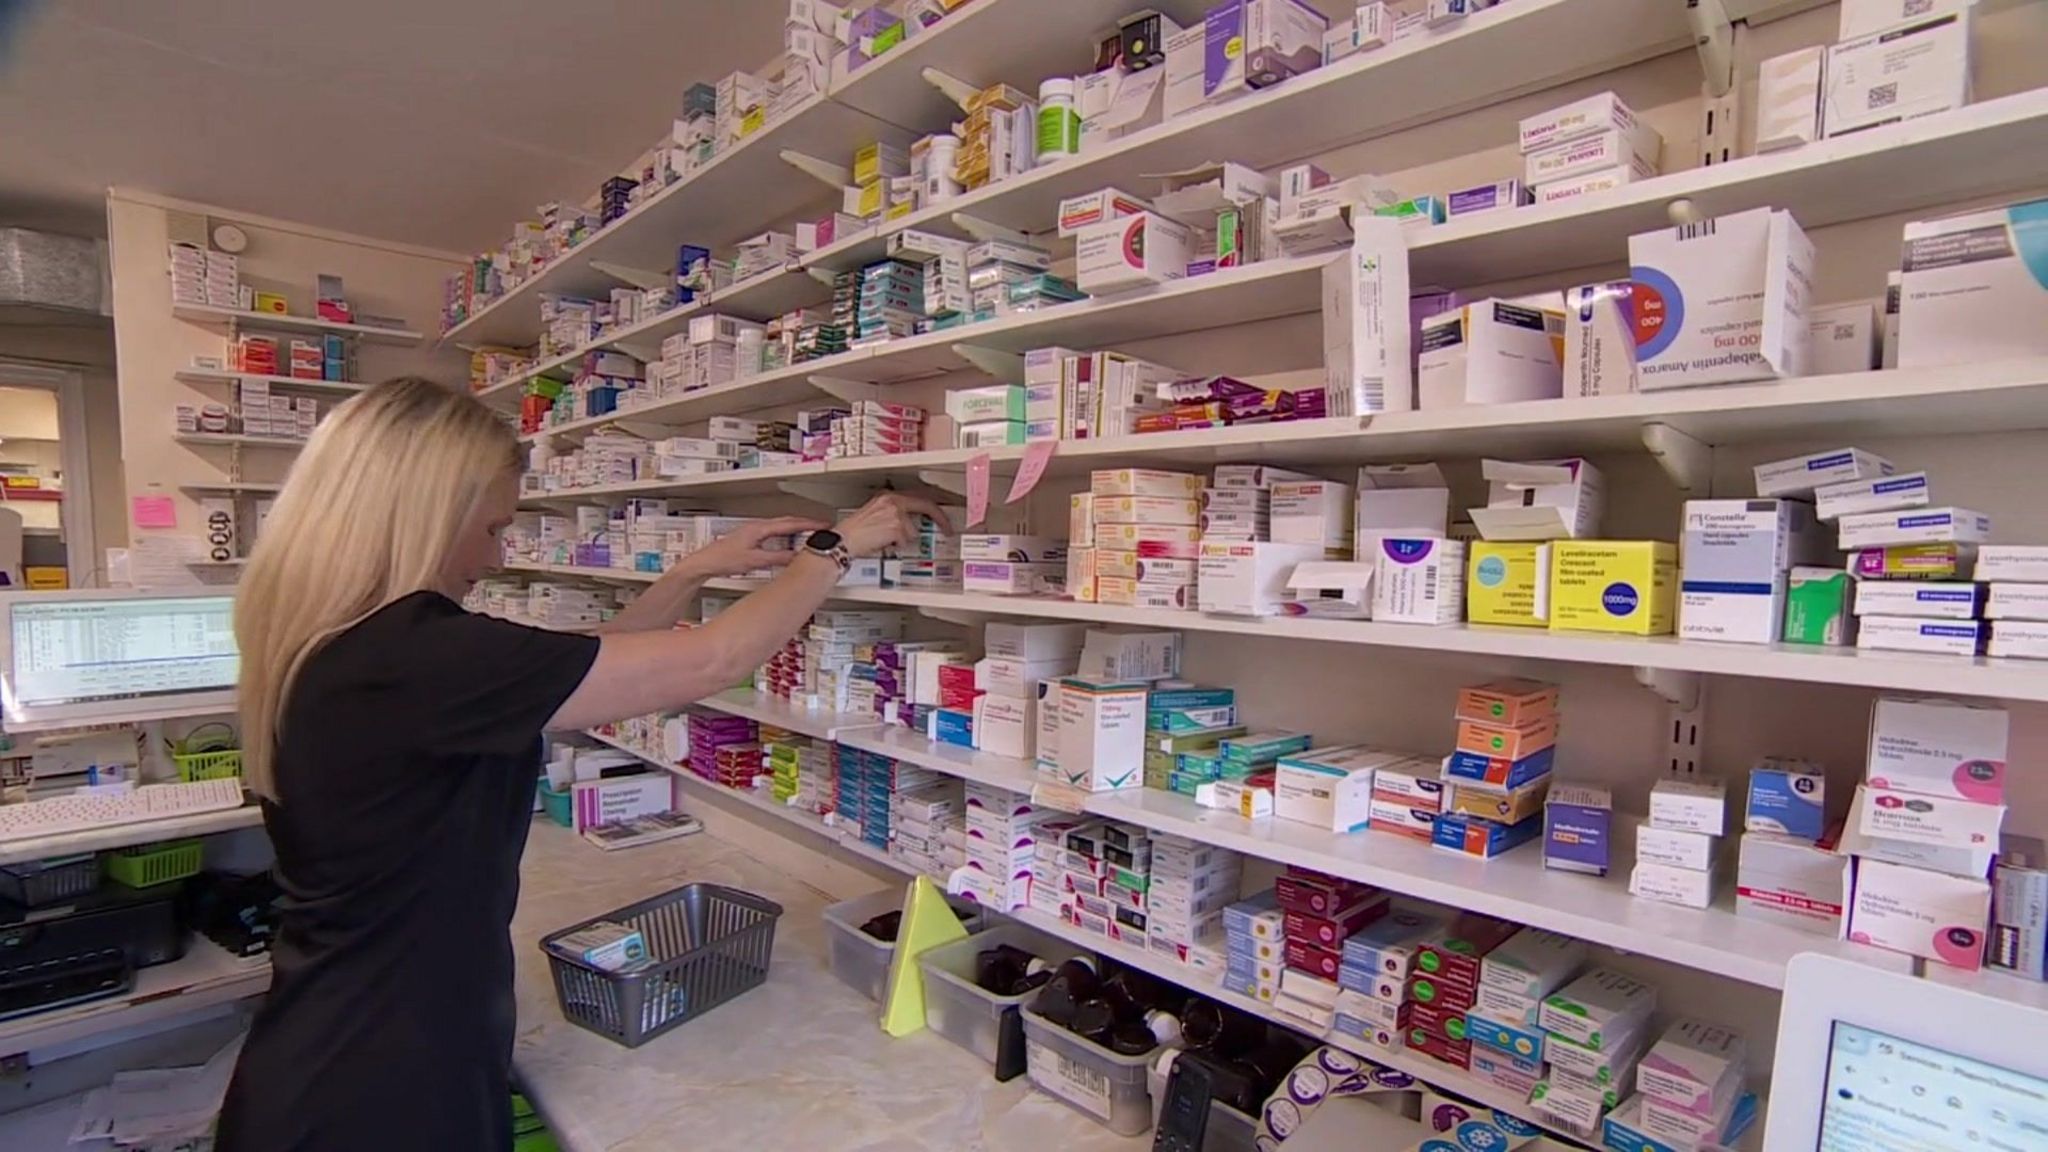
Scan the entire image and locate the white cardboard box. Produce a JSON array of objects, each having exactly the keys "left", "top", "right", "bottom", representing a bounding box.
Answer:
[
  {"left": 1754, "top": 447, "right": 1895, "bottom": 497},
  {"left": 1271, "top": 480, "right": 1354, "bottom": 551},
  {"left": 1756, "top": 45, "right": 1825, "bottom": 153},
  {"left": 1867, "top": 696, "right": 2008, "bottom": 803},
  {"left": 1987, "top": 584, "right": 2048, "bottom": 621},
  {"left": 1807, "top": 300, "right": 1881, "bottom": 376},
  {"left": 1838, "top": 0, "right": 1974, "bottom": 39},
  {"left": 1628, "top": 207, "right": 1814, "bottom": 390},
  {"left": 1815, "top": 470, "right": 1929, "bottom": 520},
  {"left": 1469, "top": 458, "right": 1605, "bottom": 541},
  {"left": 1197, "top": 541, "right": 1327, "bottom": 616},
  {"left": 1854, "top": 580, "right": 1983, "bottom": 620},
  {"left": 1324, "top": 216, "right": 1415, "bottom": 416},
  {"left": 1075, "top": 211, "right": 1192, "bottom": 294},
  {"left": 1737, "top": 832, "right": 1847, "bottom": 935},
  {"left": 1522, "top": 124, "right": 1661, "bottom": 185},
  {"left": 1989, "top": 619, "right": 2048, "bottom": 659},
  {"left": 1975, "top": 545, "right": 2048, "bottom": 582},
  {"left": 1854, "top": 783, "right": 2005, "bottom": 851},
  {"left": 1371, "top": 538, "right": 1466, "bottom": 624},
  {"left": 1417, "top": 299, "right": 1566, "bottom": 409},
  {"left": 1847, "top": 855, "right": 1991, "bottom": 970},
  {"left": 1857, "top": 616, "right": 1985, "bottom": 655},
  {"left": 1898, "top": 197, "right": 2048, "bottom": 370},
  {"left": 1824, "top": 10, "right": 1972, "bottom": 139},
  {"left": 1055, "top": 678, "right": 1149, "bottom": 791},
  {"left": 1836, "top": 506, "right": 1991, "bottom": 549},
  {"left": 1274, "top": 745, "right": 1391, "bottom": 833},
  {"left": 1563, "top": 281, "right": 1639, "bottom": 396},
  {"left": 1679, "top": 498, "right": 1824, "bottom": 645}
]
